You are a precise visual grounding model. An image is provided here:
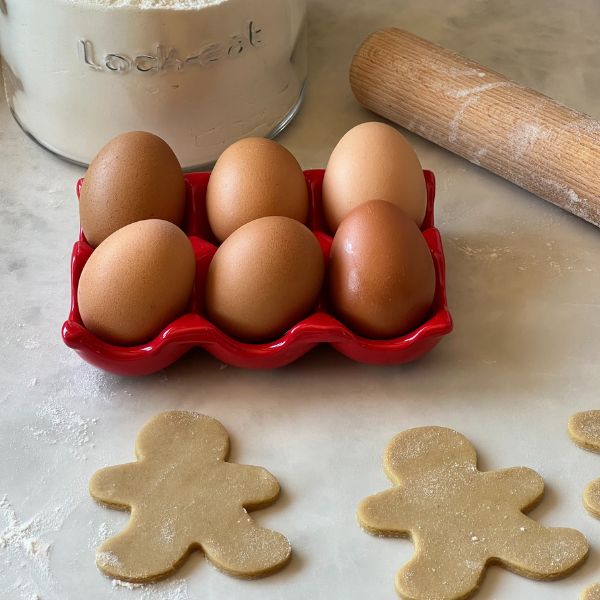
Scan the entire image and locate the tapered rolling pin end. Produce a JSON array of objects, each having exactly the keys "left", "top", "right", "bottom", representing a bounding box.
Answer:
[{"left": 350, "top": 27, "right": 600, "bottom": 228}]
